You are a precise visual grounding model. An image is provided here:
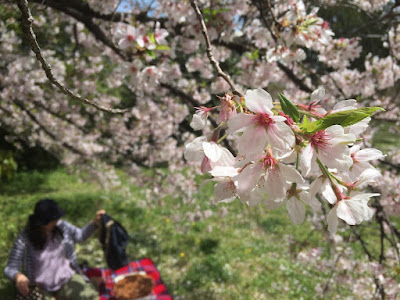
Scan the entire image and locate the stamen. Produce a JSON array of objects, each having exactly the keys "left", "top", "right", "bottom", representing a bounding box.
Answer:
[
  {"left": 262, "top": 150, "right": 276, "bottom": 171},
  {"left": 310, "top": 130, "right": 332, "bottom": 149},
  {"left": 254, "top": 113, "right": 274, "bottom": 128}
]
